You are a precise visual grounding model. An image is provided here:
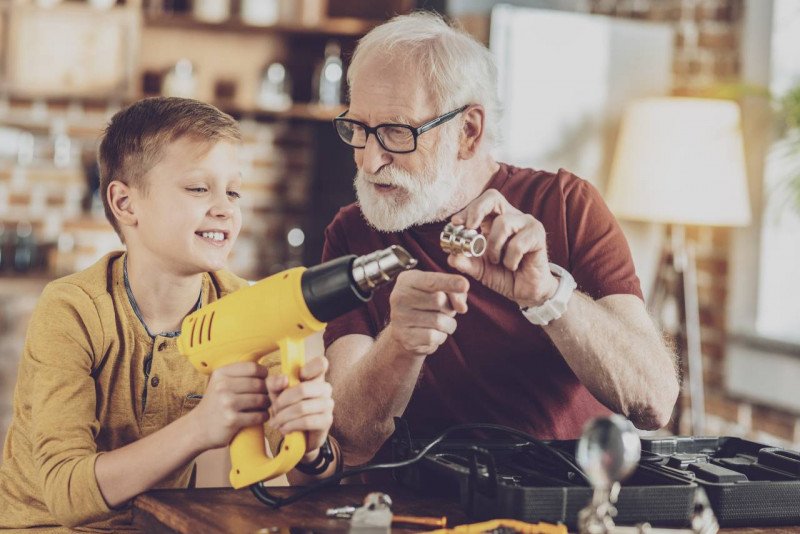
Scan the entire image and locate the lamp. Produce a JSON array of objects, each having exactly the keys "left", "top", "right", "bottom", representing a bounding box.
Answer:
[{"left": 606, "top": 97, "right": 751, "bottom": 435}]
